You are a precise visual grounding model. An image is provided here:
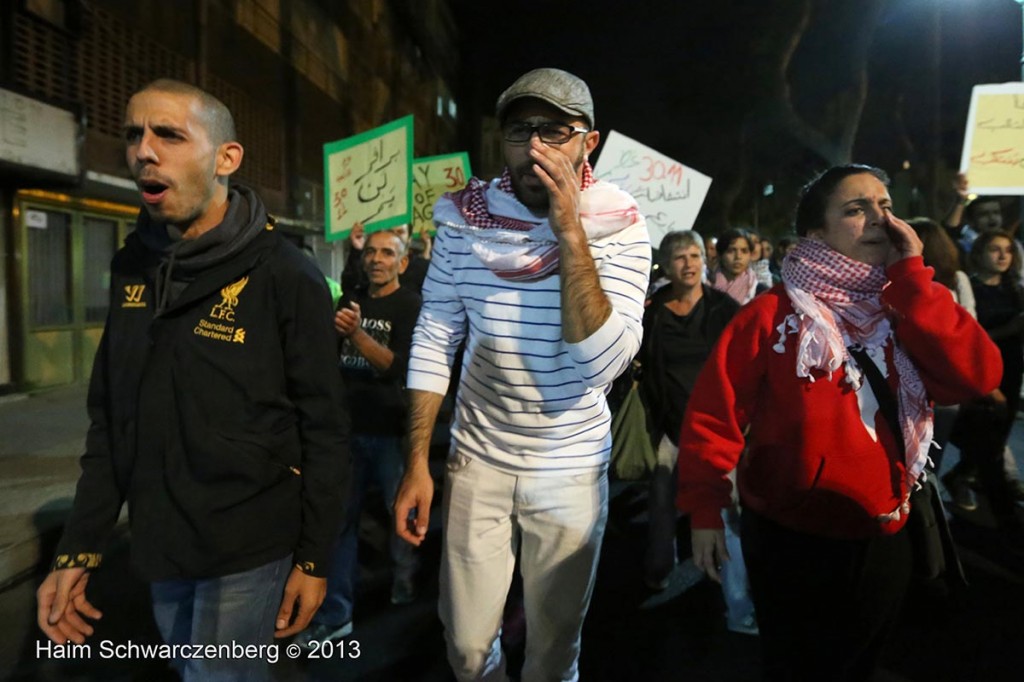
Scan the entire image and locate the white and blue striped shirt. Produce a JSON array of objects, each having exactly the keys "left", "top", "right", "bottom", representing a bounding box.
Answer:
[{"left": 407, "top": 218, "right": 651, "bottom": 475}]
